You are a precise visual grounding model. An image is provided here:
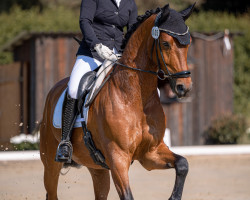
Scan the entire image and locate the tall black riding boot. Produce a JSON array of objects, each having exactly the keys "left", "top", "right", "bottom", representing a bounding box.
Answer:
[{"left": 55, "top": 92, "right": 78, "bottom": 163}]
